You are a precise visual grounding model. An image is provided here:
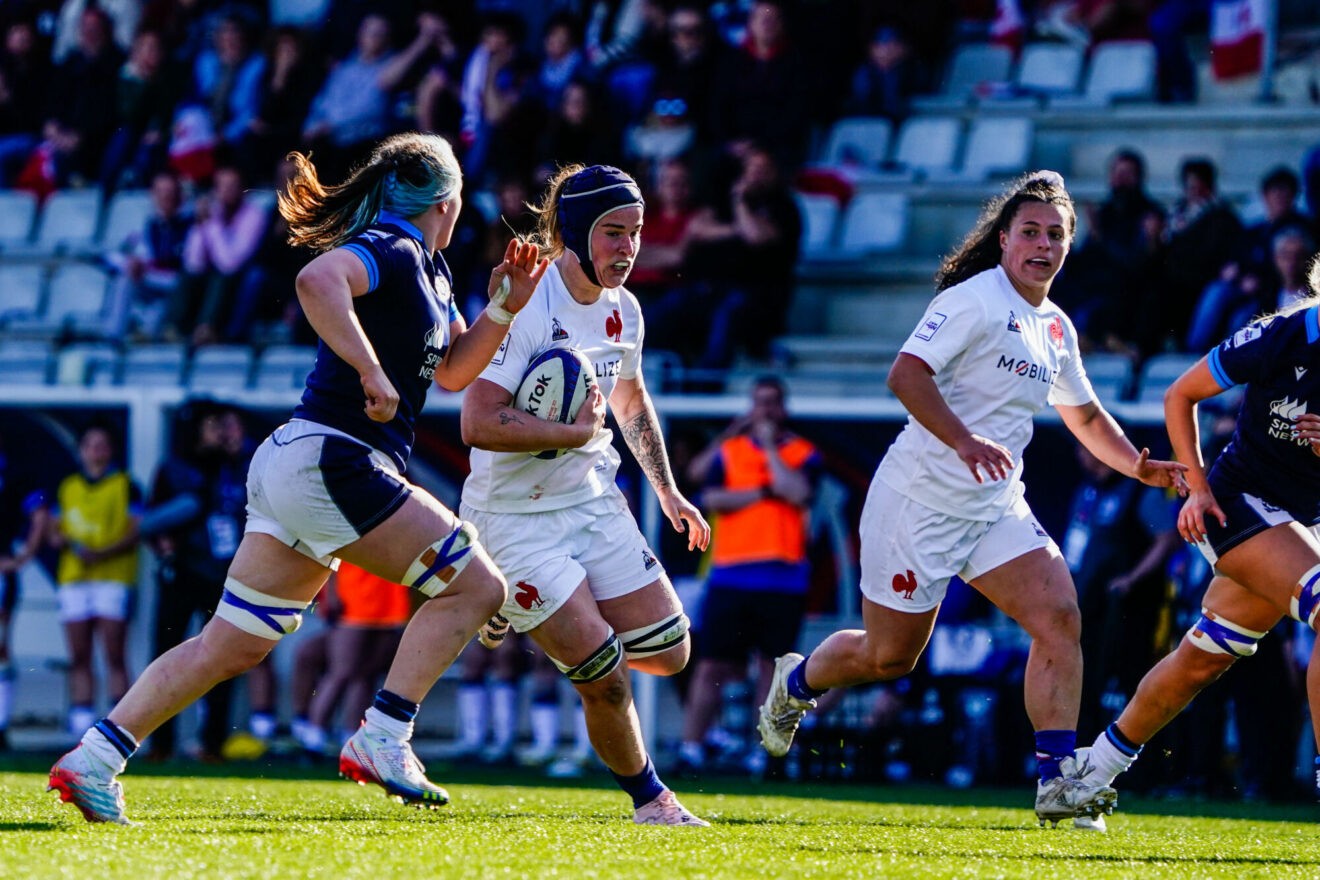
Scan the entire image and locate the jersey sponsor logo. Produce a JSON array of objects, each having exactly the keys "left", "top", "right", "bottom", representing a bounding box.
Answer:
[
  {"left": 594, "top": 359, "right": 622, "bottom": 379},
  {"left": 1031, "top": 519, "right": 1048, "bottom": 537},
  {"left": 892, "top": 569, "right": 917, "bottom": 600},
  {"left": 1006, "top": 311, "right": 1022, "bottom": 332},
  {"left": 513, "top": 580, "right": 544, "bottom": 610},
  {"left": 1268, "top": 396, "right": 1310, "bottom": 445},
  {"left": 605, "top": 309, "right": 623, "bottom": 342},
  {"left": 419, "top": 322, "right": 447, "bottom": 380},
  {"left": 551, "top": 317, "right": 569, "bottom": 341},
  {"left": 1231, "top": 324, "right": 1263, "bottom": 348},
  {"left": 915, "top": 312, "right": 948, "bottom": 341},
  {"left": 642, "top": 548, "right": 657, "bottom": 570},
  {"left": 1048, "top": 316, "right": 1064, "bottom": 349},
  {"left": 1297, "top": 366, "right": 1308, "bottom": 380},
  {"left": 996, "top": 354, "right": 1057, "bottom": 385}
]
